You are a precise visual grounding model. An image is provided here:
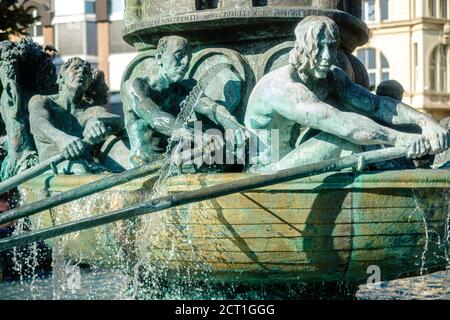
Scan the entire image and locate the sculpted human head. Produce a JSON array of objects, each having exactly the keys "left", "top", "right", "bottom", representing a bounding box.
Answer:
[
  {"left": 289, "top": 16, "right": 340, "bottom": 79},
  {"left": 376, "top": 80, "right": 404, "bottom": 101},
  {"left": 58, "top": 57, "right": 92, "bottom": 96},
  {"left": 85, "top": 69, "right": 109, "bottom": 106},
  {"left": 156, "top": 36, "right": 191, "bottom": 84}
]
